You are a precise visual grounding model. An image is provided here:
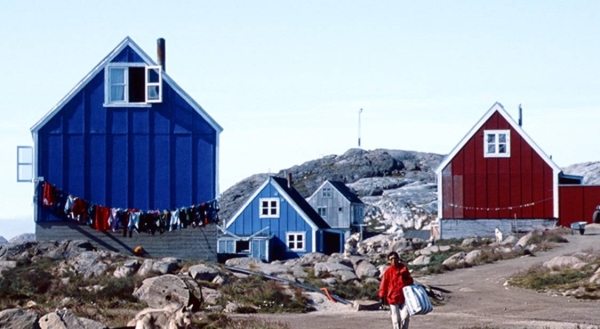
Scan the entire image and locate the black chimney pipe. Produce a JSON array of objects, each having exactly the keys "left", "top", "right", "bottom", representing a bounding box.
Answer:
[{"left": 157, "top": 38, "right": 166, "bottom": 71}]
